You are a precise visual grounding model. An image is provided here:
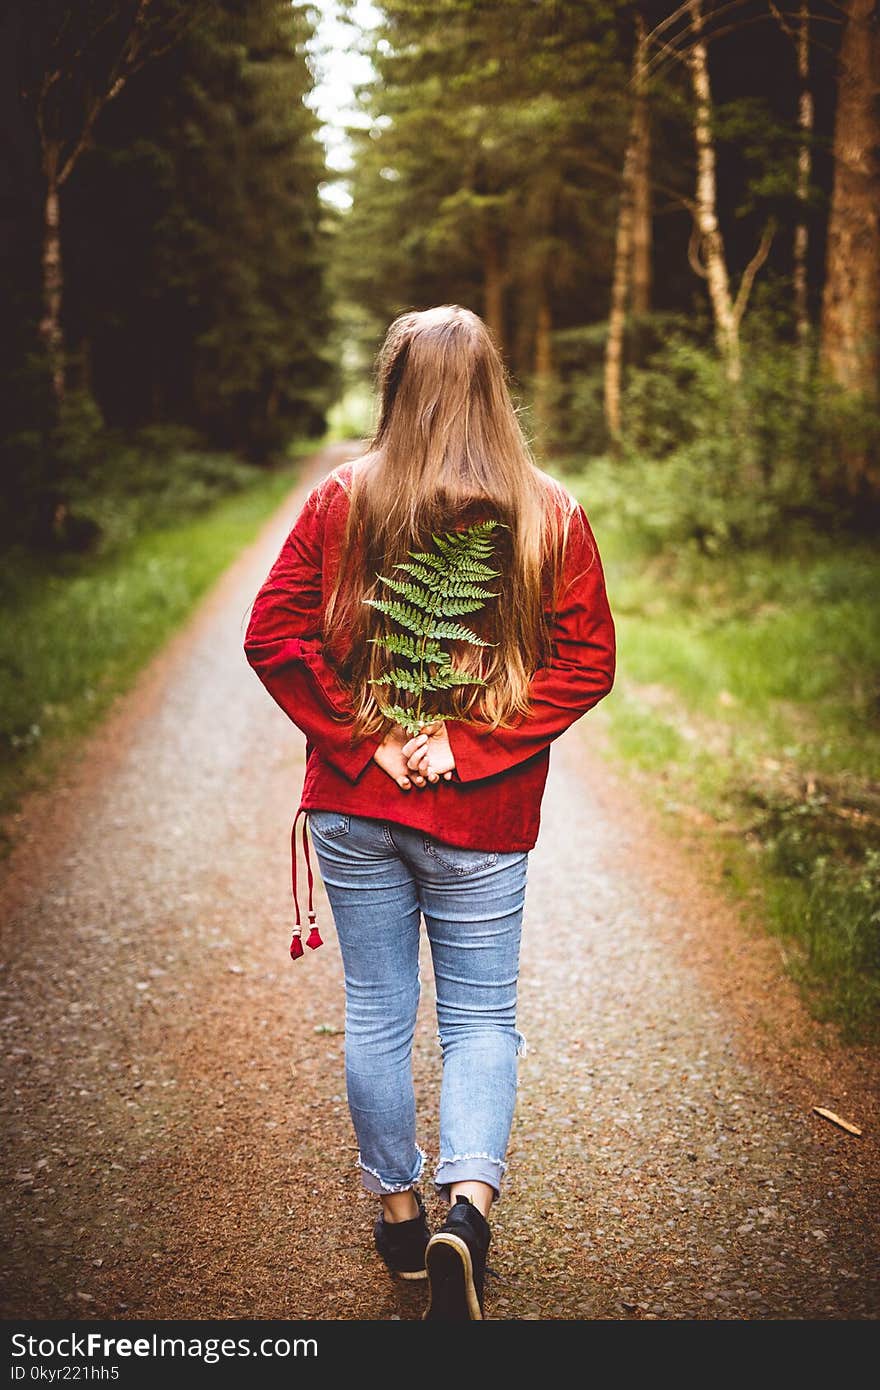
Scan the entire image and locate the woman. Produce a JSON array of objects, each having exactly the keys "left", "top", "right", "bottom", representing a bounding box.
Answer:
[{"left": 243, "top": 304, "right": 616, "bottom": 1320}]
